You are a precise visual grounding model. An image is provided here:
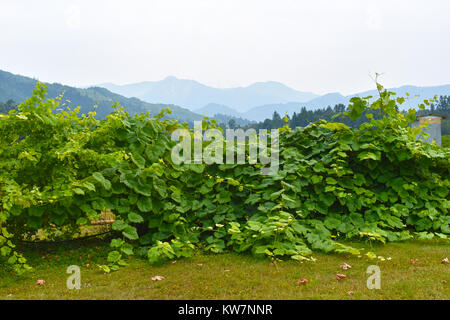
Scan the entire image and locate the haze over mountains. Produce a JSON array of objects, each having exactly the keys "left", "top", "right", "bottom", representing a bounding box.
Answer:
[{"left": 100, "top": 77, "right": 450, "bottom": 122}]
